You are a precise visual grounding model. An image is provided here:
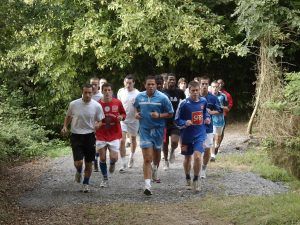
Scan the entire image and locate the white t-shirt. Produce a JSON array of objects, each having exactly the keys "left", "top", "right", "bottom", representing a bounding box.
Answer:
[
  {"left": 117, "top": 88, "right": 140, "bottom": 123},
  {"left": 92, "top": 92, "right": 103, "bottom": 102},
  {"left": 67, "top": 98, "right": 105, "bottom": 134}
]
